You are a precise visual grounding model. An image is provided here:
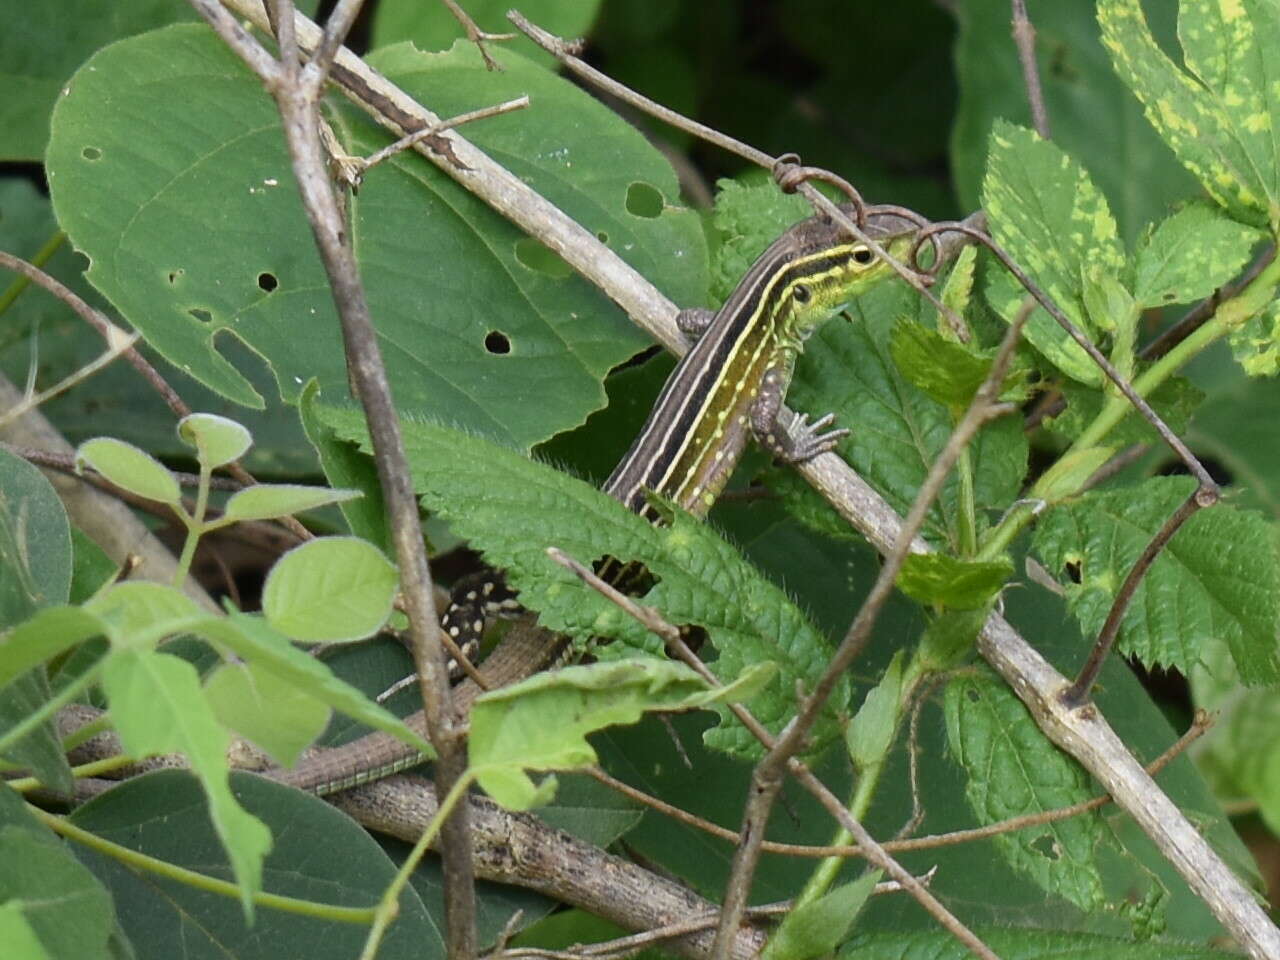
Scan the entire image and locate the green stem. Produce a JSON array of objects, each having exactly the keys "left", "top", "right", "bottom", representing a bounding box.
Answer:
[
  {"left": 955, "top": 445, "right": 978, "bottom": 557},
  {"left": 28, "top": 804, "right": 375, "bottom": 924},
  {"left": 0, "top": 666, "right": 101, "bottom": 758},
  {"left": 792, "top": 656, "right": 927, "bottom": 909},
  {"left": 360, "top": 771, "right": 476, "bottom": 960},
  {"left": 0, "top": 231, "right": 66, "bottom": 317},
  {"left": 8, "top": 754, "right": 138, "bottom": 793},
  {"left": 61, "top": 714, "right": 112, "bottom": 753},
  {"left": 172, "top": 463, "right": 212, "bottom": 587}
]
